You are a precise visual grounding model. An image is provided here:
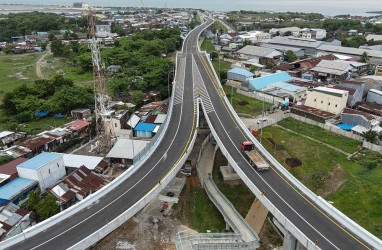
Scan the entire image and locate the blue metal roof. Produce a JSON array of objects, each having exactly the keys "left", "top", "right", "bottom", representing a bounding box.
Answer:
[
  {"left": 135, "top": 123, "right": 157, "bottom": 132},
  {"left": 270, "top": 82, "right": 303, "bottom": 92},
  {"left": 17, "top": 152, "right": 62, "bottom": 170},
  {"left": 249, "top": 72, "right": 292, "bottom": 91},
  {"left": 228, "top": 67, "right": 254, "bottom": 78},
  {"left": 337, "top": 123, "right": 354, "bottom": 131},
  {"left": 0, "top": 178, "right": 37, "bottom": 200}
]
